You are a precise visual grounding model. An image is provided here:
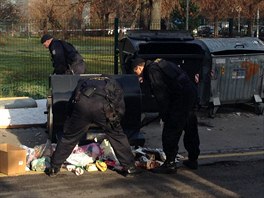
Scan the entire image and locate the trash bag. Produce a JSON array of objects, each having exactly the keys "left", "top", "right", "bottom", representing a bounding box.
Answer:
[
  {"left": 66, "top": 153, "right": 94, "bottom": 167},
  {"left": 31, "top": 156, "right": 51, "bottom": 172},
  {"left": 99, "top": 139, "right": 120, "bottom": 165},
  {"left": 33, "top": 139, "right": 54, "bottom": 158},
  {"left": 73, "top": 143, "right": 102, "bottom": 161},
  {"left": 20, "top": 145, "right": 35, "bottom": 168}
]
